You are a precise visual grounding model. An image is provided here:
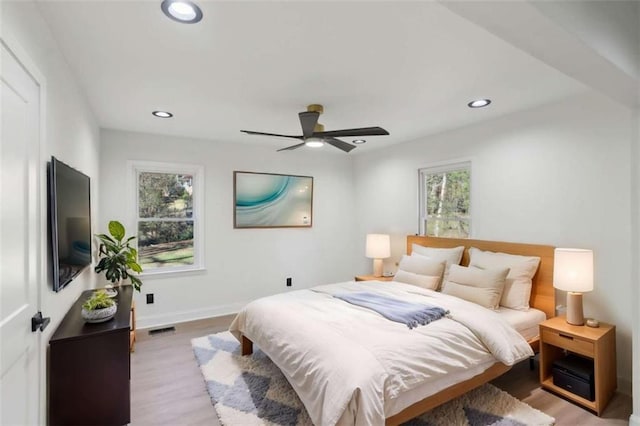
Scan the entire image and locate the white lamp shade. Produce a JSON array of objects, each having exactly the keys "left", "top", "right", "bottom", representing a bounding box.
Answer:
[
  {"left": 365, "top": 234, "right": 390, "bottom": 259},
  {"left": 553, "top": 248, "right": 594, "bottom": 292}
]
